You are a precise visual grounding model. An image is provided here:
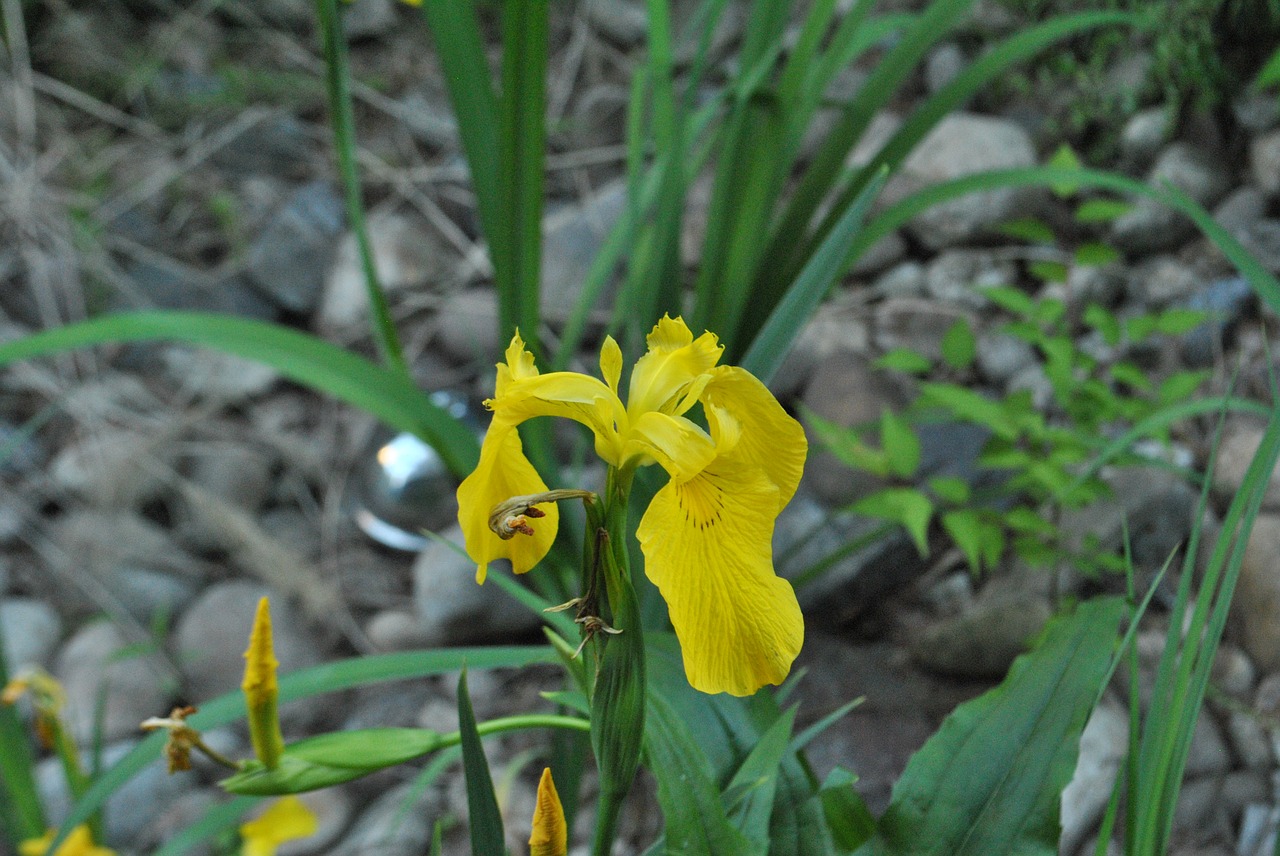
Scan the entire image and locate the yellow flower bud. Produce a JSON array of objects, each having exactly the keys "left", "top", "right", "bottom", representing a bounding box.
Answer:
[
  {"left": 241, "top": 597, "right": 284, "bottom": 769},
  {"left": 529, "top": 767, "right": 567, "bottom": 856}
]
